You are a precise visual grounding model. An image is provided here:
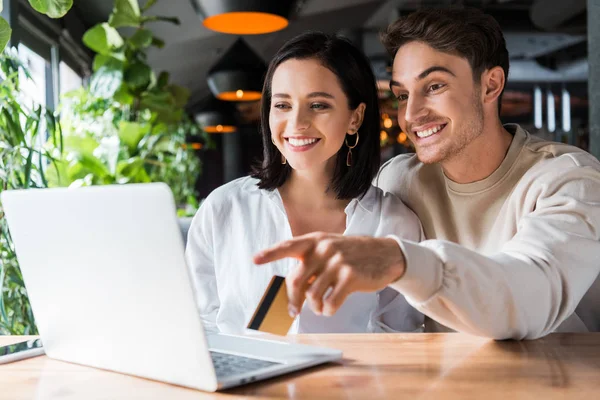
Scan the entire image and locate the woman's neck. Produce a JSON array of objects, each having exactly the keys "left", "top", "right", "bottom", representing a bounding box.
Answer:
[{"left": 279, "top": 165, "right": 349, "bottom": 212}]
